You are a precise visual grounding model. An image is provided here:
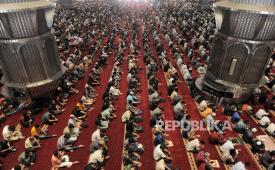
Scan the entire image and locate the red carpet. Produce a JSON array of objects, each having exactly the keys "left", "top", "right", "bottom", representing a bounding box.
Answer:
[{"left": 0, "top": 2, "right": 271, "bottom": 170}]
